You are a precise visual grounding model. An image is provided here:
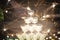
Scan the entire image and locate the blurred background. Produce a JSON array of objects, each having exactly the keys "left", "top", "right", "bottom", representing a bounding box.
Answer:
[{"left": 0, "top": 0, "right": 60, "bottom": 40}]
